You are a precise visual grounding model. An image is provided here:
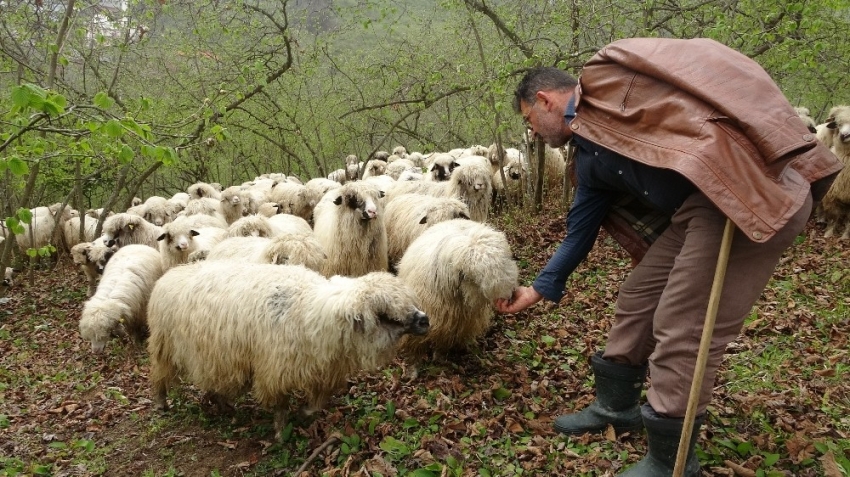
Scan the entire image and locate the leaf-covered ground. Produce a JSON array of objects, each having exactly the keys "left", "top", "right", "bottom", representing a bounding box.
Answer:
[{"left": 1, "top": 194, "right": 849, "bottom": 477}]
